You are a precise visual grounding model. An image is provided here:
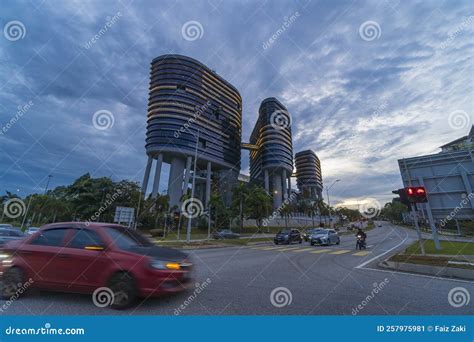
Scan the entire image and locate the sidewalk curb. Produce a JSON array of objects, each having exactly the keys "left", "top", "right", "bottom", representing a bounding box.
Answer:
[{"left": 378, "top": 259, "right": 474, "bottom": 280}]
